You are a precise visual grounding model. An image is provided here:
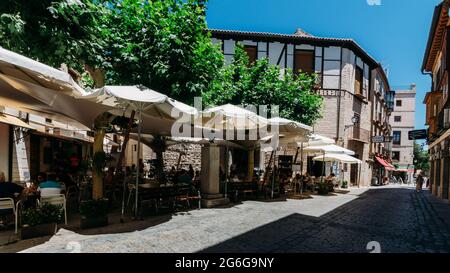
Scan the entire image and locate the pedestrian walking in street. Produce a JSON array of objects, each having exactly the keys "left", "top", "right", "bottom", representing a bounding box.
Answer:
[{"left": 416, "top": 171, "right": 424, "bottom": 193}]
